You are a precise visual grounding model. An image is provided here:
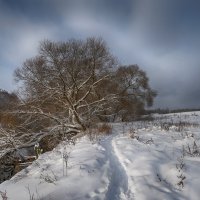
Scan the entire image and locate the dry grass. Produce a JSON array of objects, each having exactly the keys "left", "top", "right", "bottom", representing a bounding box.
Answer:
[
  {"left": 87, "top": 123, "right": 112, "bottom": 141},
  {"left": 97, "top": 123, "right": 112, "bottom": 135},
  {"left": 0, "top": 190, "right": 8, "bottom": 200}
]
